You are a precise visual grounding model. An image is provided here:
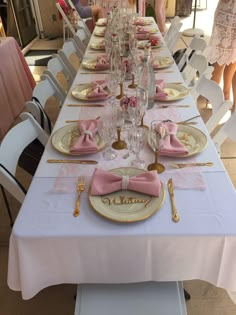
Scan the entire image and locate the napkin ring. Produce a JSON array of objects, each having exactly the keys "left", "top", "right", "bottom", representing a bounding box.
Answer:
[{"left": 122, "top": 175, "right": 129, "bottom": 190}]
